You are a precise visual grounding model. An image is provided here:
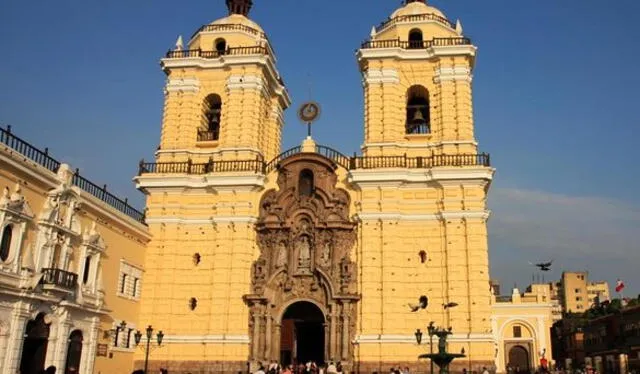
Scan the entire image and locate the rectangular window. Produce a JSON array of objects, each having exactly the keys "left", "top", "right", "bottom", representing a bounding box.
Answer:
[
  {"left": 120, "top": 274, "right": 127, "bottom": 294},
  {"left": 133, "top": 278, "right": 139, "bottom": 298},
  {"left": 575, "top": 288, "right": 581, "bottom": 293},
  {"left": 576, "top": 296, "right": 583, "bottom": 301},
  {"left": 513, "top": 326, "right": 522, "bottom": 338},
  {"left": 117, "top": 260, "right": 143, "bottom": 300}
]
